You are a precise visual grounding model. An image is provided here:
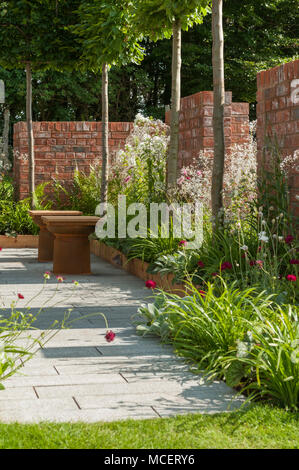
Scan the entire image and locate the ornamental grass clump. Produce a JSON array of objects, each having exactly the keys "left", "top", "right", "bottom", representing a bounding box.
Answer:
[
  {"left": 218, "top": 304, "right": 299, "bottom": 411},
  {"left": 135, "top": 281, "right": 275, "bottom": 372},
  {"left": 135, "top": 281, "right": 298, "bottom": 410},
  {"left": 162, "top": 282, "right": 275, "bottom": 375}
]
